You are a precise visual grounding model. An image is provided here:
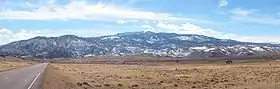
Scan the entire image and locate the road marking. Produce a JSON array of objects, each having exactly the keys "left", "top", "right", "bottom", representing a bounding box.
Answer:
[{"left": 27, "top": 63, "right": 48, "bottom": 89}]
